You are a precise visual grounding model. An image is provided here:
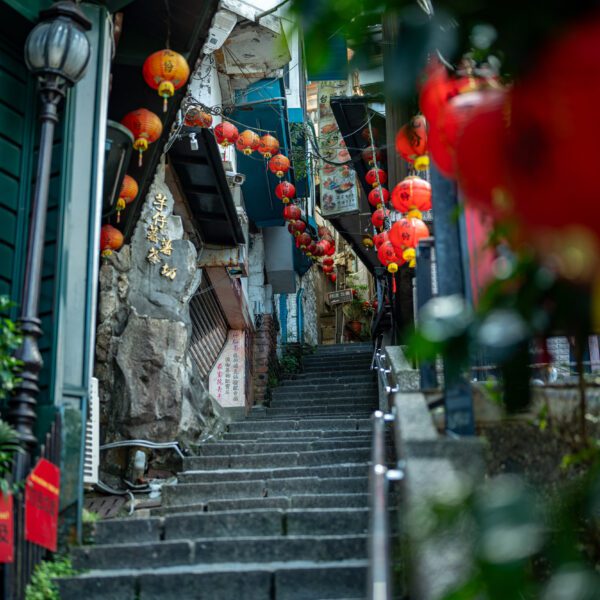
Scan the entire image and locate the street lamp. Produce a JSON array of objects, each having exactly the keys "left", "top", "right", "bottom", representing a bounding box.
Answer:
[{"left": 8, "top": 2, "right": 91, "bottom": 452}]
